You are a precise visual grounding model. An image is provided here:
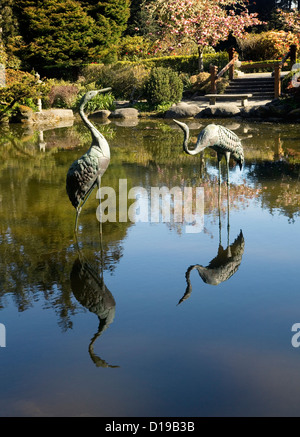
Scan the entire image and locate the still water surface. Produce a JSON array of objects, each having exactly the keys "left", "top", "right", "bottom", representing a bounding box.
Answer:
[{"left": 0, "top": 117, "right": 299, "bottom": 417}]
